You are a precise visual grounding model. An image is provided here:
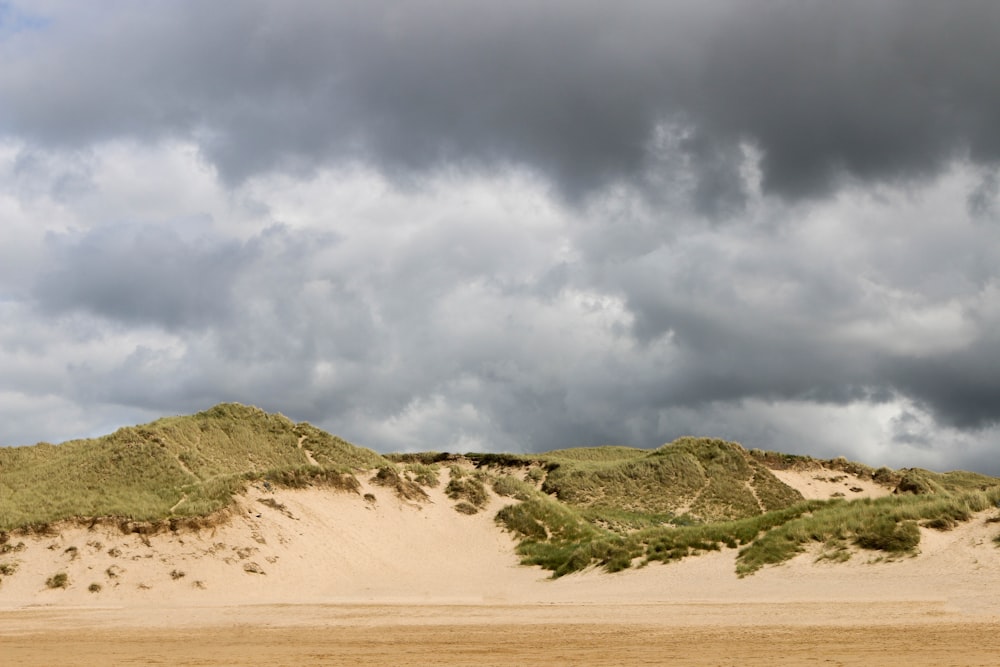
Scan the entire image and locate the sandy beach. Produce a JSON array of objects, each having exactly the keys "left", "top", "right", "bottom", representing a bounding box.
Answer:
[{"left": 5, "top": 604, "right": 1000, "bottom": 666}]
